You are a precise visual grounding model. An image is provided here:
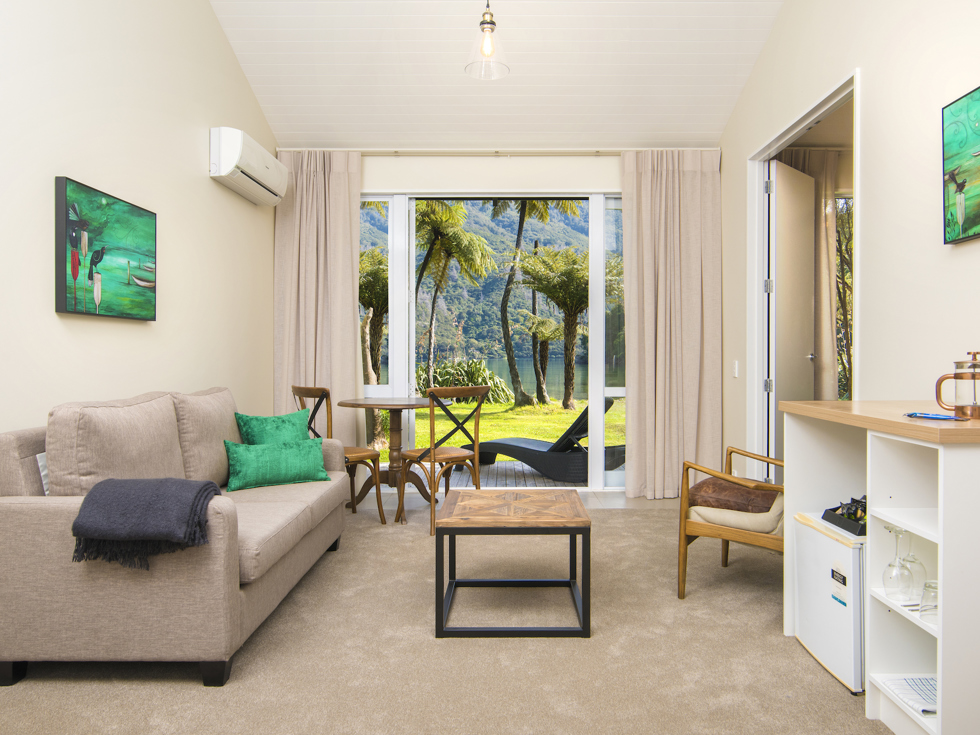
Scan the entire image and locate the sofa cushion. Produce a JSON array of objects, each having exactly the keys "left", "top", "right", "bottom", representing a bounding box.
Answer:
[
  {"left": 229, "top": 499, "right": 312, "bottom": 583},
  {"left": 224, "top": 476, "right": 349, "bottom": 528},
  {"left": 225, "top": 439, "right": 329, "bottom": 492},
  {"left": 688, "top": 493, "right": 785, "bottom": 535},
  {"left": 46, "top": 392, "right": 185, "bottom": 496},
  {"left": 173, "top": 387, "right": 241, "bottom": 486},
  {"left": 235, "top": 409, "right": 310, "bottom": 446},
  {"left": 688, "top": 476, "right": 779, "bottom": 514}
]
